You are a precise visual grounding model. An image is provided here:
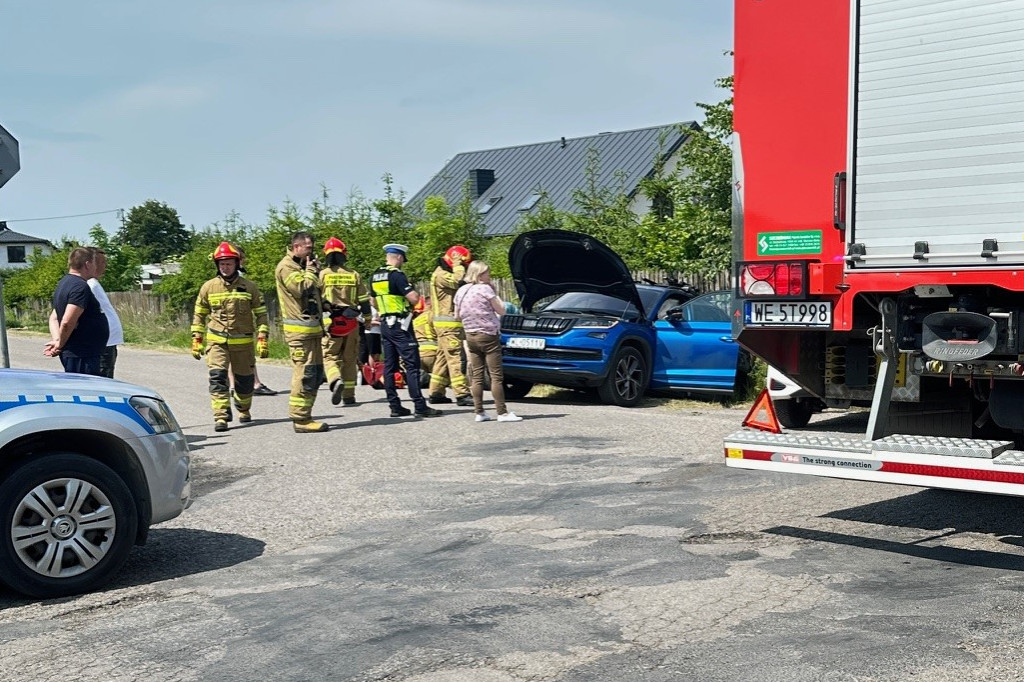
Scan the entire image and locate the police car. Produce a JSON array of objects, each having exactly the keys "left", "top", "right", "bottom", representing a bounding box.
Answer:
[{"left": 0, "top": 369, "right": 191, "bottom": 598}]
